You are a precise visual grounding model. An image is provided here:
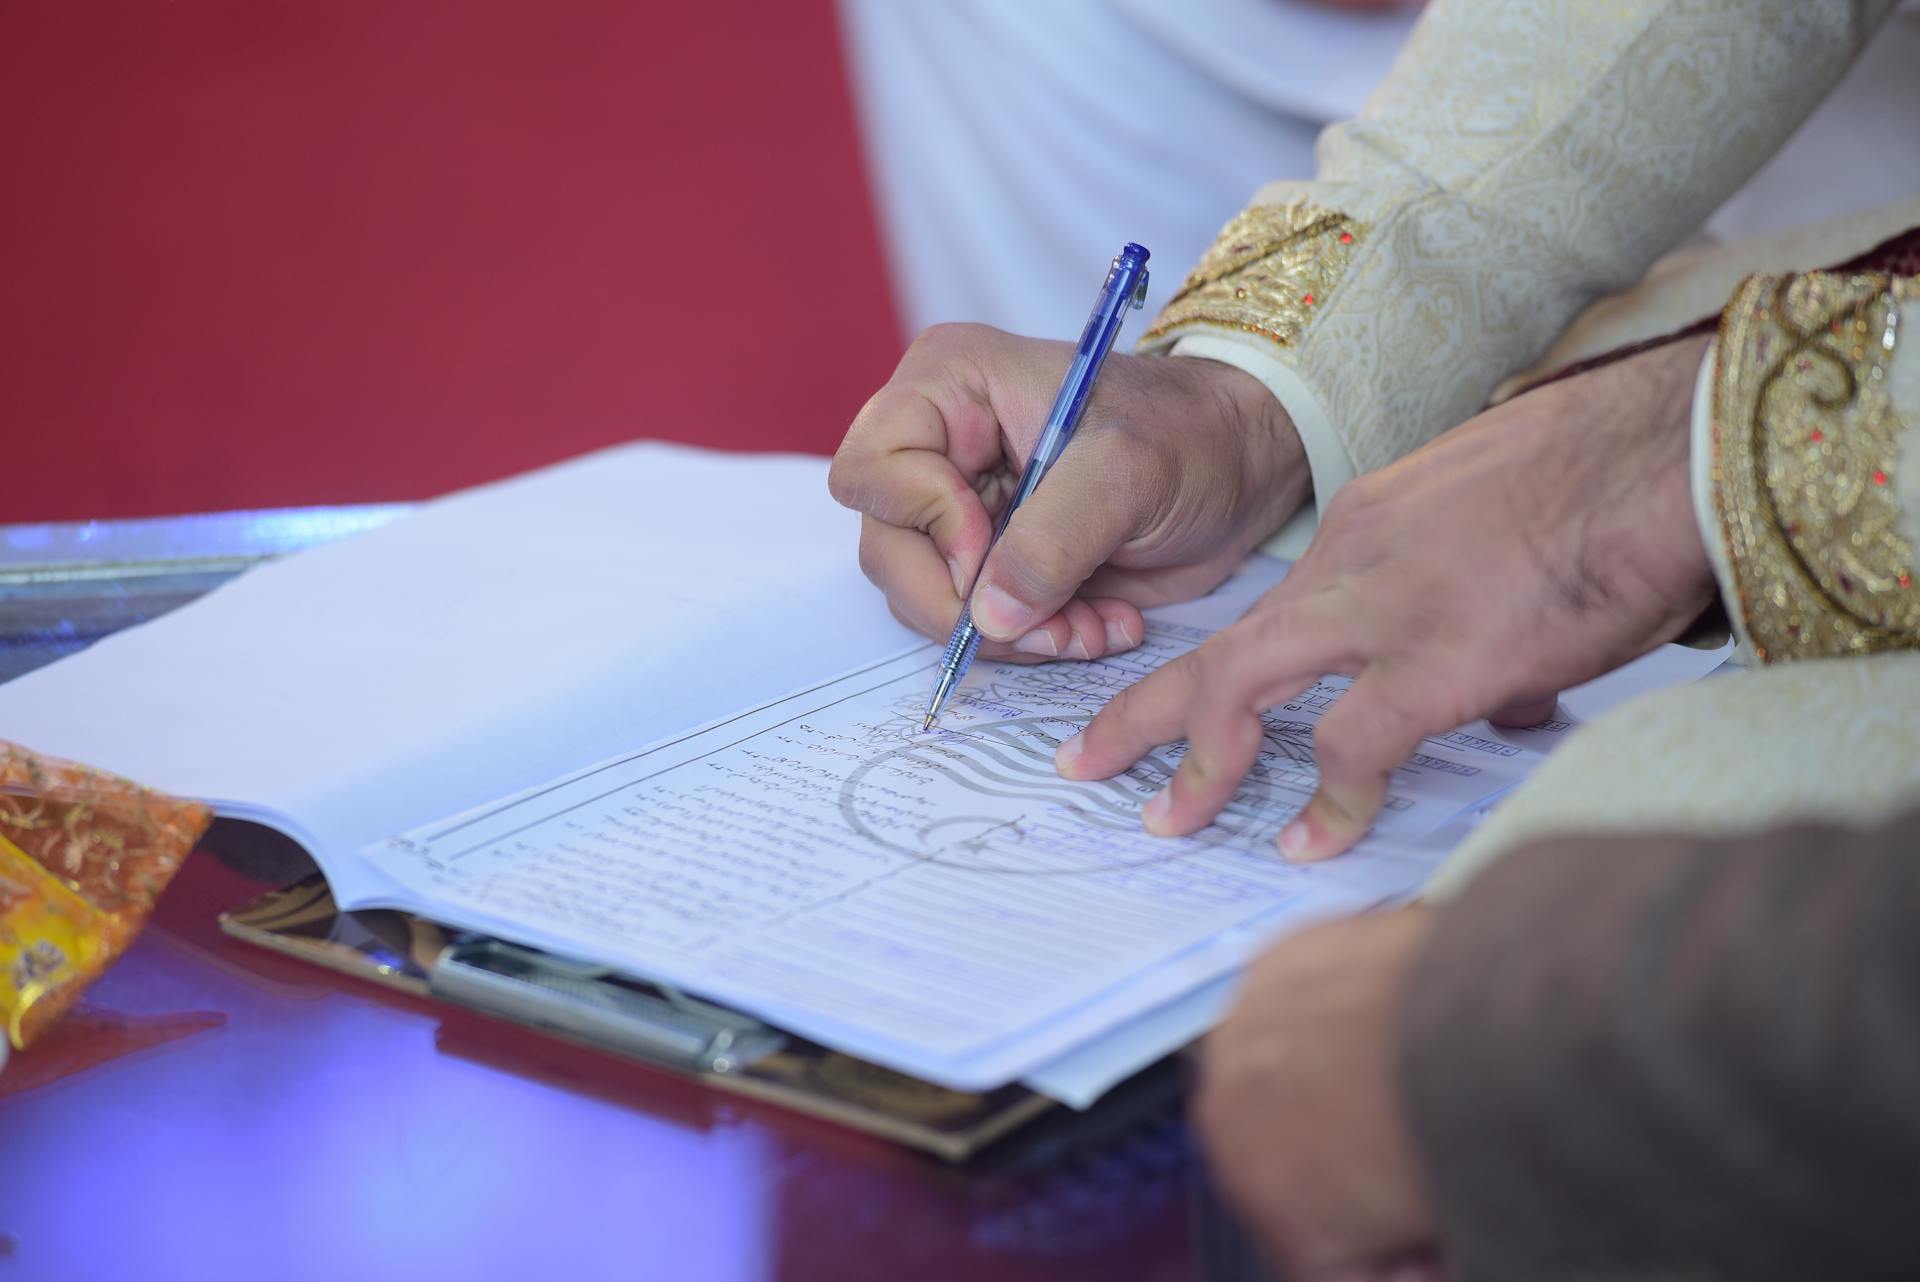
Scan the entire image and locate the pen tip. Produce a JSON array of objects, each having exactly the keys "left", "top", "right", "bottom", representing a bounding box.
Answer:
[{"left": 920, "top": 714, "right": 936, "bottom": 732}]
